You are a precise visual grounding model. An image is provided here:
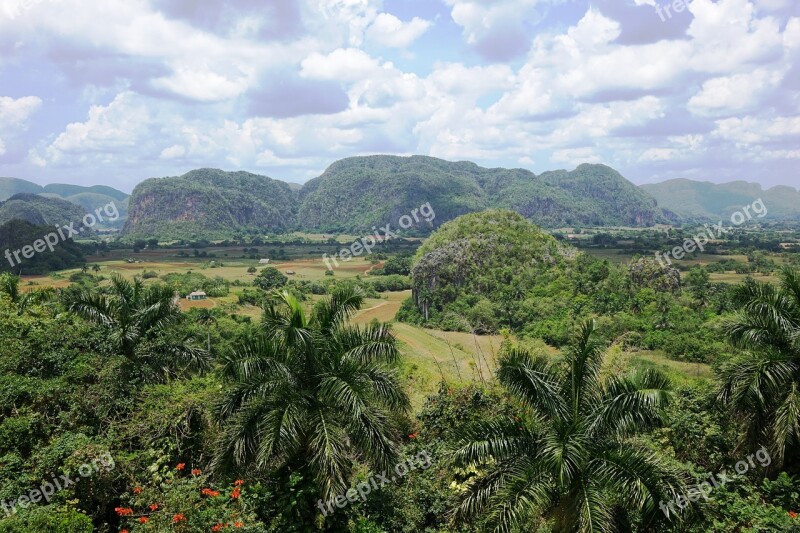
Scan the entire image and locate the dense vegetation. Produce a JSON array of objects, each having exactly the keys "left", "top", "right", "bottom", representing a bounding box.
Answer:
[
  {"left": 0, "top": 205, "right": 799, "bottom": 532},
  {"left": 122, "top": 169, "right": 297, "bottom": 240},
  {"left": 400, "top": 211, "right": 727, "bottom": 362},
  {"left": 0, "top": 194, "right": 88, "bottom": 228},
  {"left": 0, "top": 220, "right": 85, "bottom": 274},
  {"left": 119, "top": 157, "right": 673, "bottom": 240},
  {"left": 0, "top": 179, "right": 129, "bottom": 229}
]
